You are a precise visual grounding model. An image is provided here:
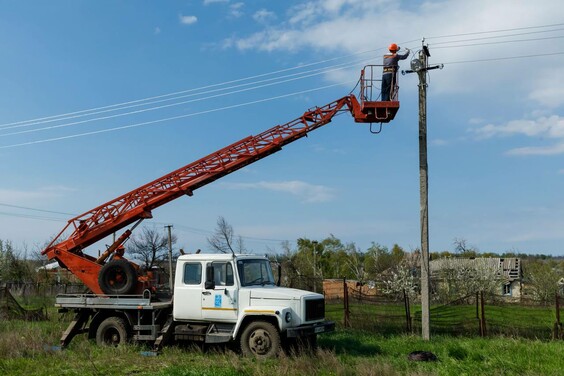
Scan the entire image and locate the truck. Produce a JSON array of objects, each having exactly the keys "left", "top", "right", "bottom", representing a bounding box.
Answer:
[
  {"left": 44, "top": 66, "right": 402, "bottom": 357},
  {"left": 57, "top": 253, "right": 333, "bottom": 357}
]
